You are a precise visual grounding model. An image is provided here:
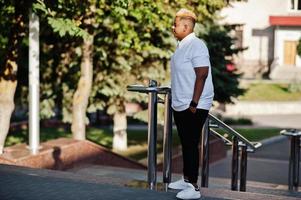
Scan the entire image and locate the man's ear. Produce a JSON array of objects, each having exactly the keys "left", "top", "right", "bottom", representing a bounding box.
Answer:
[{"left": 183, "top": 24, "right": 188, "bottom": 32}]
